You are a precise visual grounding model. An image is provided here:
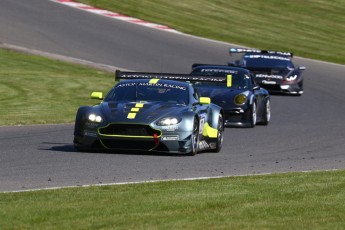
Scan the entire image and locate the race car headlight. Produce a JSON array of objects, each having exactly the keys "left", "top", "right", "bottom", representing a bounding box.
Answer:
[
  {"left": 286, "top": 74, "right": 298, "bottom": 82},
  {"left": 88, "top": 114, "right": 103, "bottom": 123},
  {"left": 156, "top": 117, "right": 181, "bottom": 126},
  {"left": 234, "top": 94, "right": 247, "bottom": 106}
]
